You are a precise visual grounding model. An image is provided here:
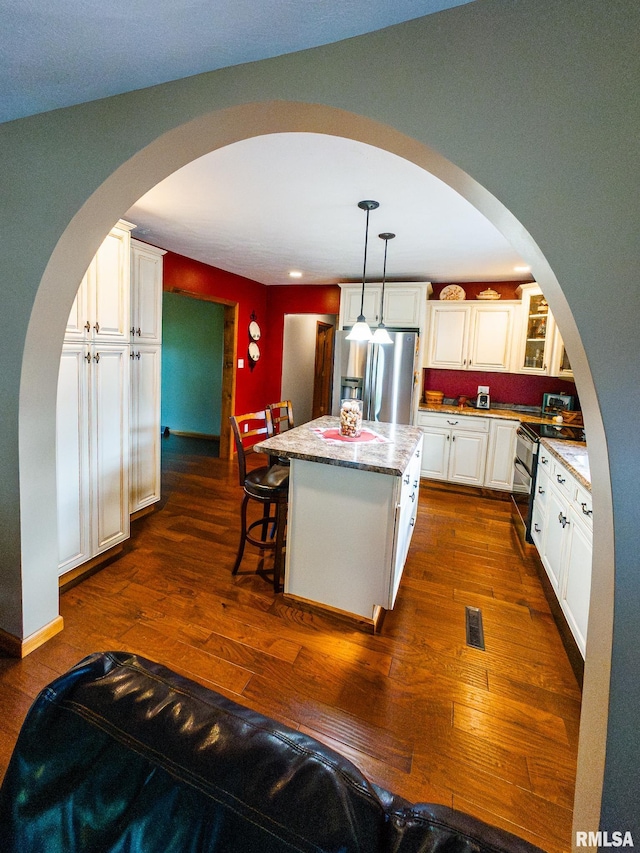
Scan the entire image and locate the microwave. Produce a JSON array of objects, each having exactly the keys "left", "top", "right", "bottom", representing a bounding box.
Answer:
[{"left": 542, "top": 392, "right": 574, "bottom": 414}]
